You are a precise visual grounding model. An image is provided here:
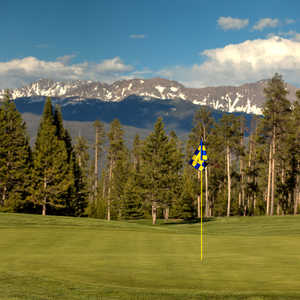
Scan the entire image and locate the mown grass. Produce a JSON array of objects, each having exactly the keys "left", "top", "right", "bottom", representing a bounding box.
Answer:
[{"left": 0, "top": 213, "right": 300, "bottom": 300}]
